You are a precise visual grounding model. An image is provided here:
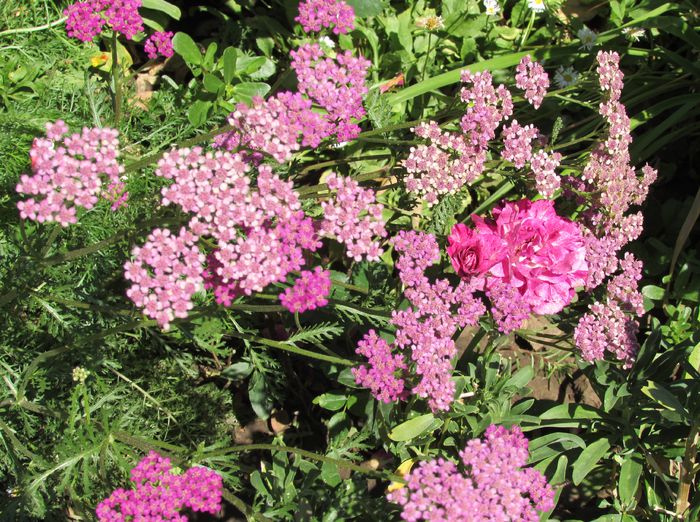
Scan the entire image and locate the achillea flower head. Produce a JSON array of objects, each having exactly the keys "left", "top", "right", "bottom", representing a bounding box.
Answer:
[
  {"left": 64, "top": 0, "right": 143, "bottom": 42},
  {"left": 353, "top": 330, "right": 406, "bottom": 403},
  {"left": 144, "top": 30, "right": 174, "bottom": 59},
  {"left": 388, "top": 425, "right": 555, "bottom": 521},
  {"left": 515, "top": 55, "right": 549, "bottom": 109},
  {"left": 296, "top": 0, "right": 355, "bottom": 34},
  {"left": 280, "top": 267, "right": 332, "bottom": 313},
  {"left": 320, "top": 173, "right": 387, "bottom": 261},
  {"left": 96, "top": 451, "right": 223, "bottom": 521},
  {"left": 501, "top": 120, "right": 539, "bottom": 168},
  {"left": 103, "top": 180, "right": 129, "bottom": 211},
  {"left": 531, "top": 150, "right": 562, "bottom": 198},
  {"left": 17, "top": 120, "right": 123, "bottom": 226},
  {"left": 124, "top": 227, "right": 205, "bottom": 331},
  {"left": 291, "top": 43, "right": 370, "bottom": 141}
]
